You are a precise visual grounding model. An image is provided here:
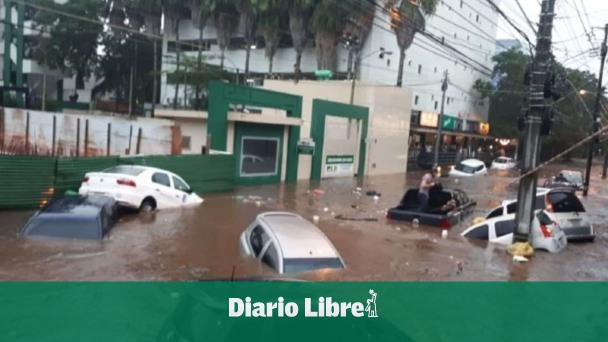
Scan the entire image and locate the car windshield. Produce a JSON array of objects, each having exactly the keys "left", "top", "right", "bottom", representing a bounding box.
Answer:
[
  {"left": 495, "top": 158, "right": 506, "bottom": 163},
  {"left": 103, "top": 166, "right": 145, "bottom": 176},
  {"left": 283, "top": 258, "right": 344, "bottom": 274},
  {"left": 563, "top": 172, "right": 583, "bottom": 184},
  {"left": 455, "top": 163, "right": 476, "bottom": 173}
]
